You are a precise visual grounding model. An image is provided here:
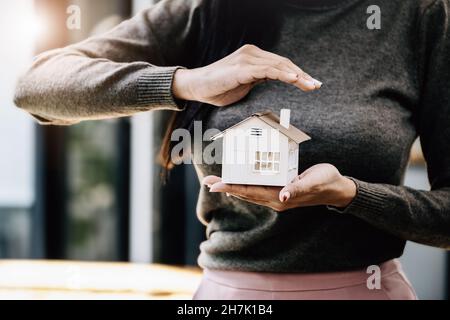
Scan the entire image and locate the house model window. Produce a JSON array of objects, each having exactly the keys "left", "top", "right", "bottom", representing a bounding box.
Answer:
[
  {"left": 254, "top": 151, "right": 280, "bottom": 174},
  {"left": 288, "top": 149, "right": 296, "bottom": 171},
  {"left": 211, "top": 109, "right": 311, "bottom": 187}
]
